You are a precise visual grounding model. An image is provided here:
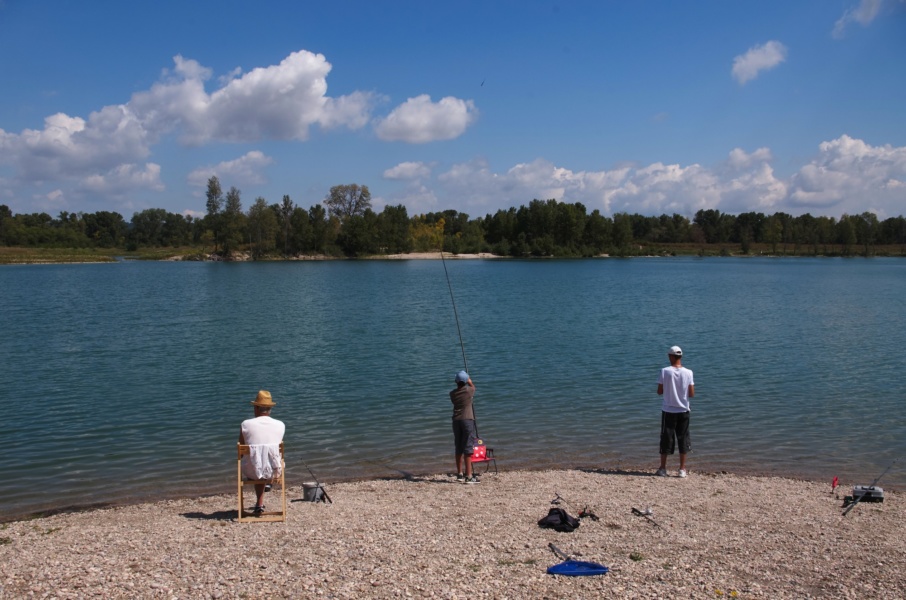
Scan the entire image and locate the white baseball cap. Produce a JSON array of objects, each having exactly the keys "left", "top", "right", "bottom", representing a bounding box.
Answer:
[{"left": 668, "top": 346, "right": 683, "bottom": 356}]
